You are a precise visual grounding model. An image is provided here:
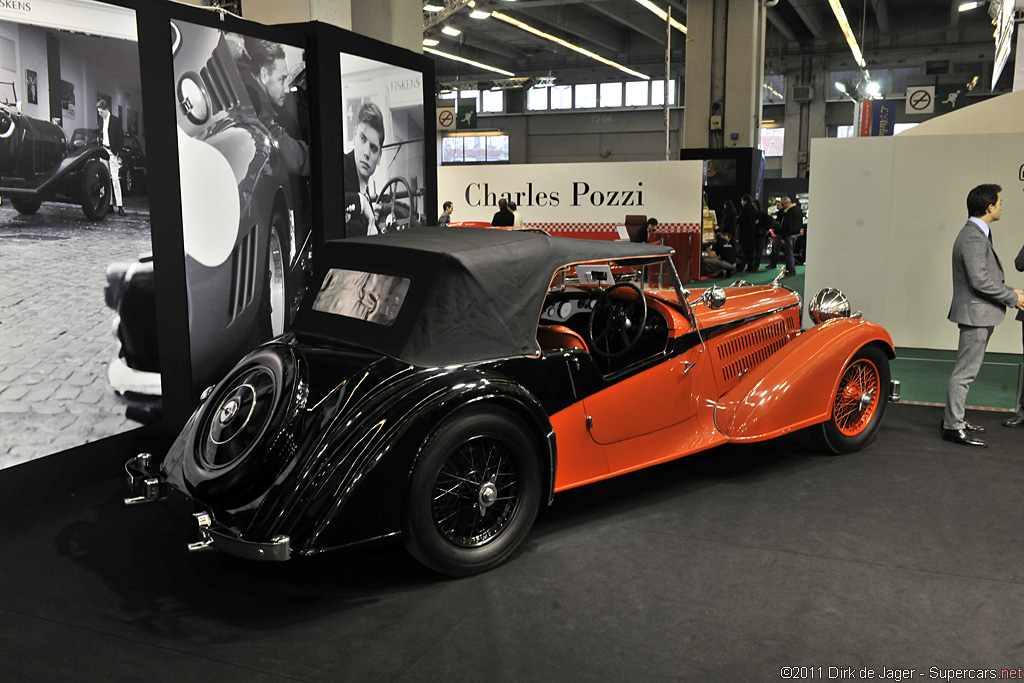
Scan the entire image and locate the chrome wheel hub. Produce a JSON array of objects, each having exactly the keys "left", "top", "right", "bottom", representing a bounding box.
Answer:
[{"left": 478, "top": 480, "right": 498, "bottom": 516}]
